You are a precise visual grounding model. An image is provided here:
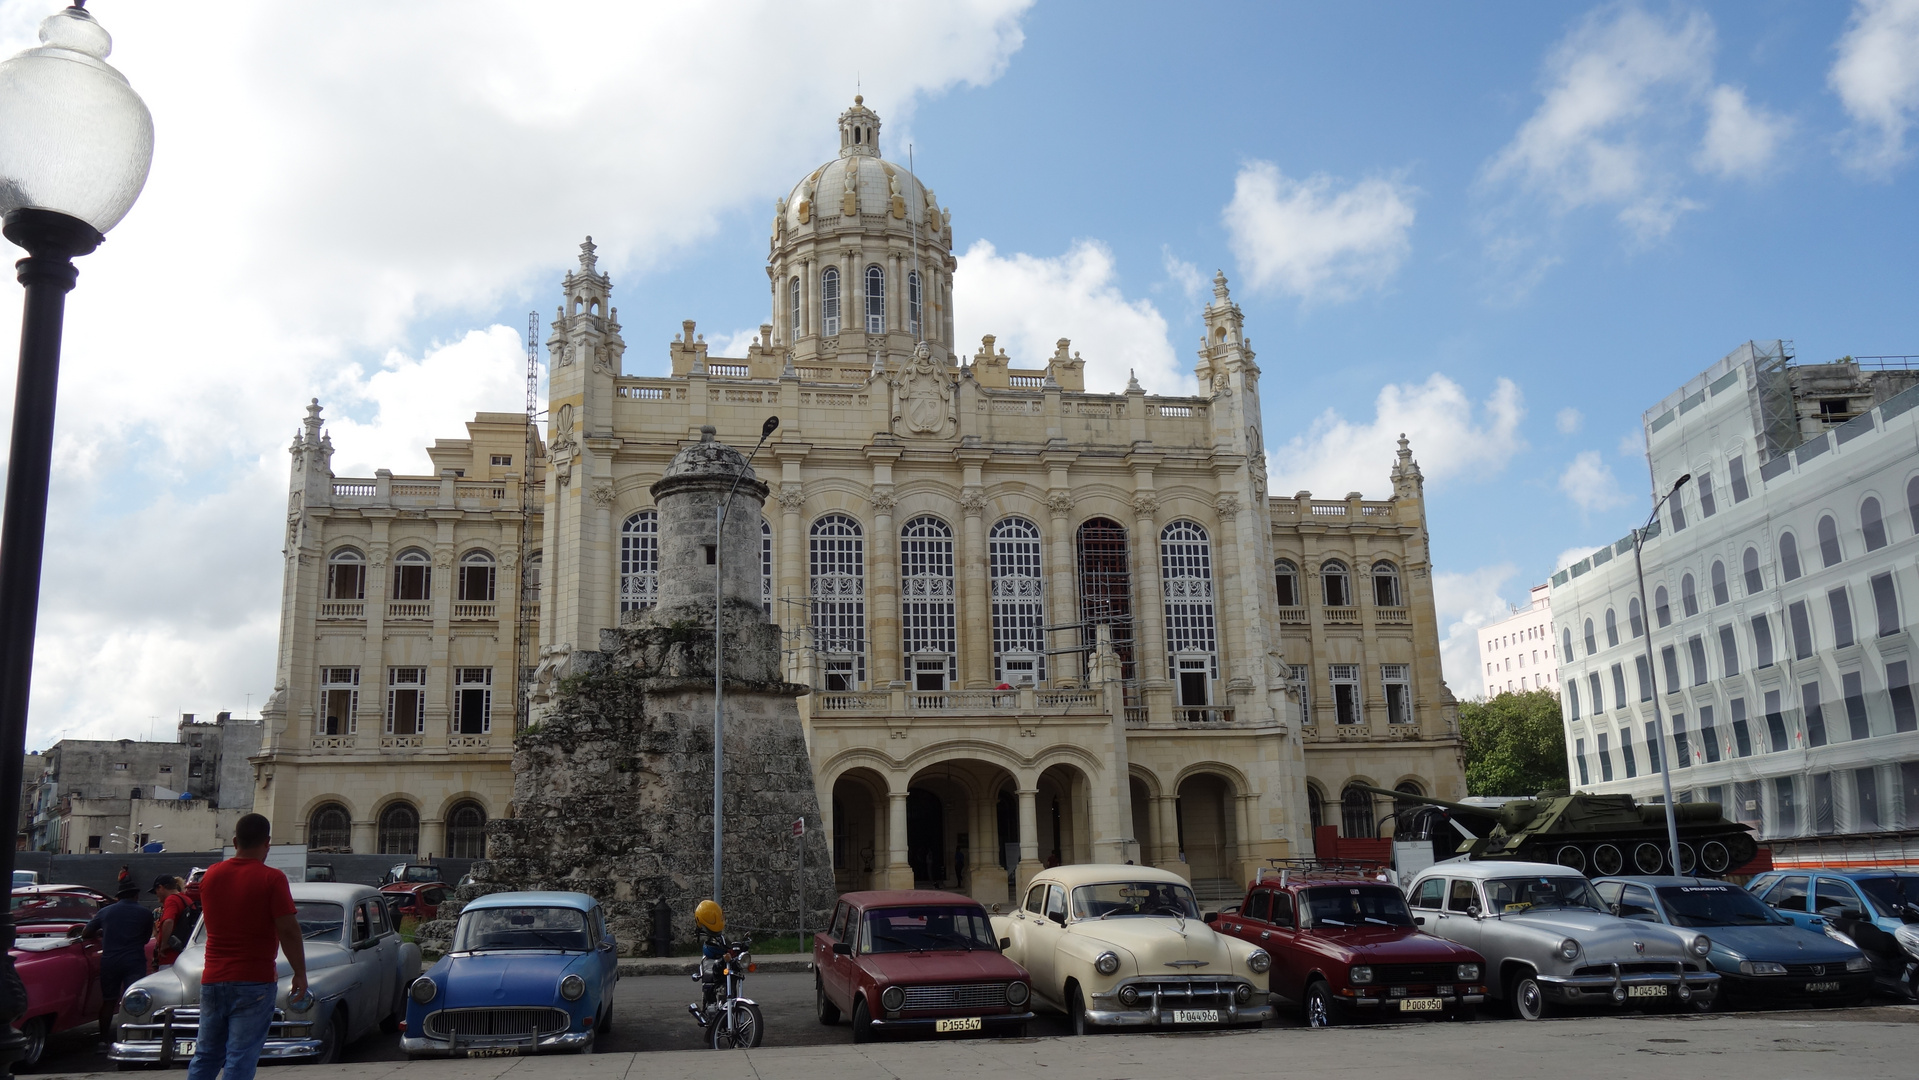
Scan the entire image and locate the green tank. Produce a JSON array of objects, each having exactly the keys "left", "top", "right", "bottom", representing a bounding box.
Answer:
[{"left": 1355, "top": 784, "right": 1759, "bottom": 877}]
